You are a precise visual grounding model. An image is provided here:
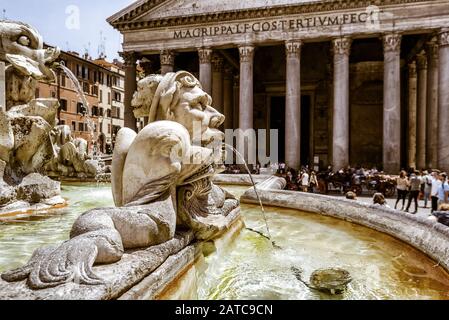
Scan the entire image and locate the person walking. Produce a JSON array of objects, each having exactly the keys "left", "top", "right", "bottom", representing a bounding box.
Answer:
[
  {"left": 309, "top": 171, "right": 318, "bottom": 193},
  {"left": 301, "top": 170, "right": 310, "bottom": 192},
  {"left": 437, "top": 173, "right": 449, "bottom": 208},
  {"left": 394, "top": 170, "right": 409, "bottom": 211},
  {"left": 422, "top": 170, "right": 432, "bottom": 208},
  {"left": 405, "top": 171, "right": 421, "bottom": 214},
  {"left": 431, "top": 172, "right": 442, "bottom": 212}
]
